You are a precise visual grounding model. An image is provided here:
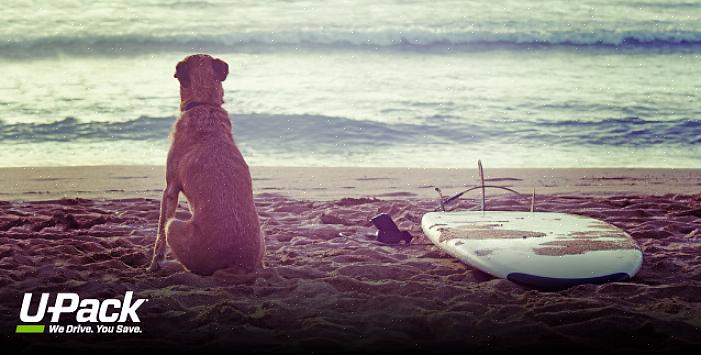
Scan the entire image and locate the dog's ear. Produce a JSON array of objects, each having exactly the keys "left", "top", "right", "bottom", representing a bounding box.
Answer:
[
  {"left": 212, "top": 58, "right": 229, "bottom": 82},
  {"left": 174, "top": 61, "right": 190, "bottom": 88}
]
